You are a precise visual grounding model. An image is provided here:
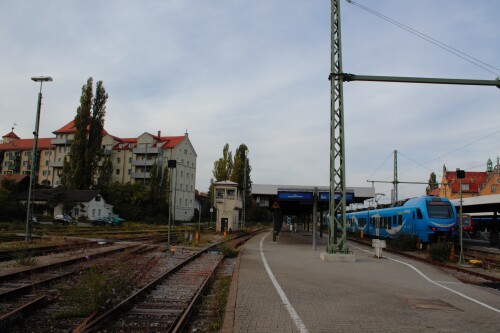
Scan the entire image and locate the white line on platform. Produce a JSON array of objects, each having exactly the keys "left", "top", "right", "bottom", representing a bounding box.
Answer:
[
  {"left": 260, "top": 232, "right": 309, "bottom": 333},
  {"left": 350, "top": 243, "right": 500, "bottom": 313}
]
